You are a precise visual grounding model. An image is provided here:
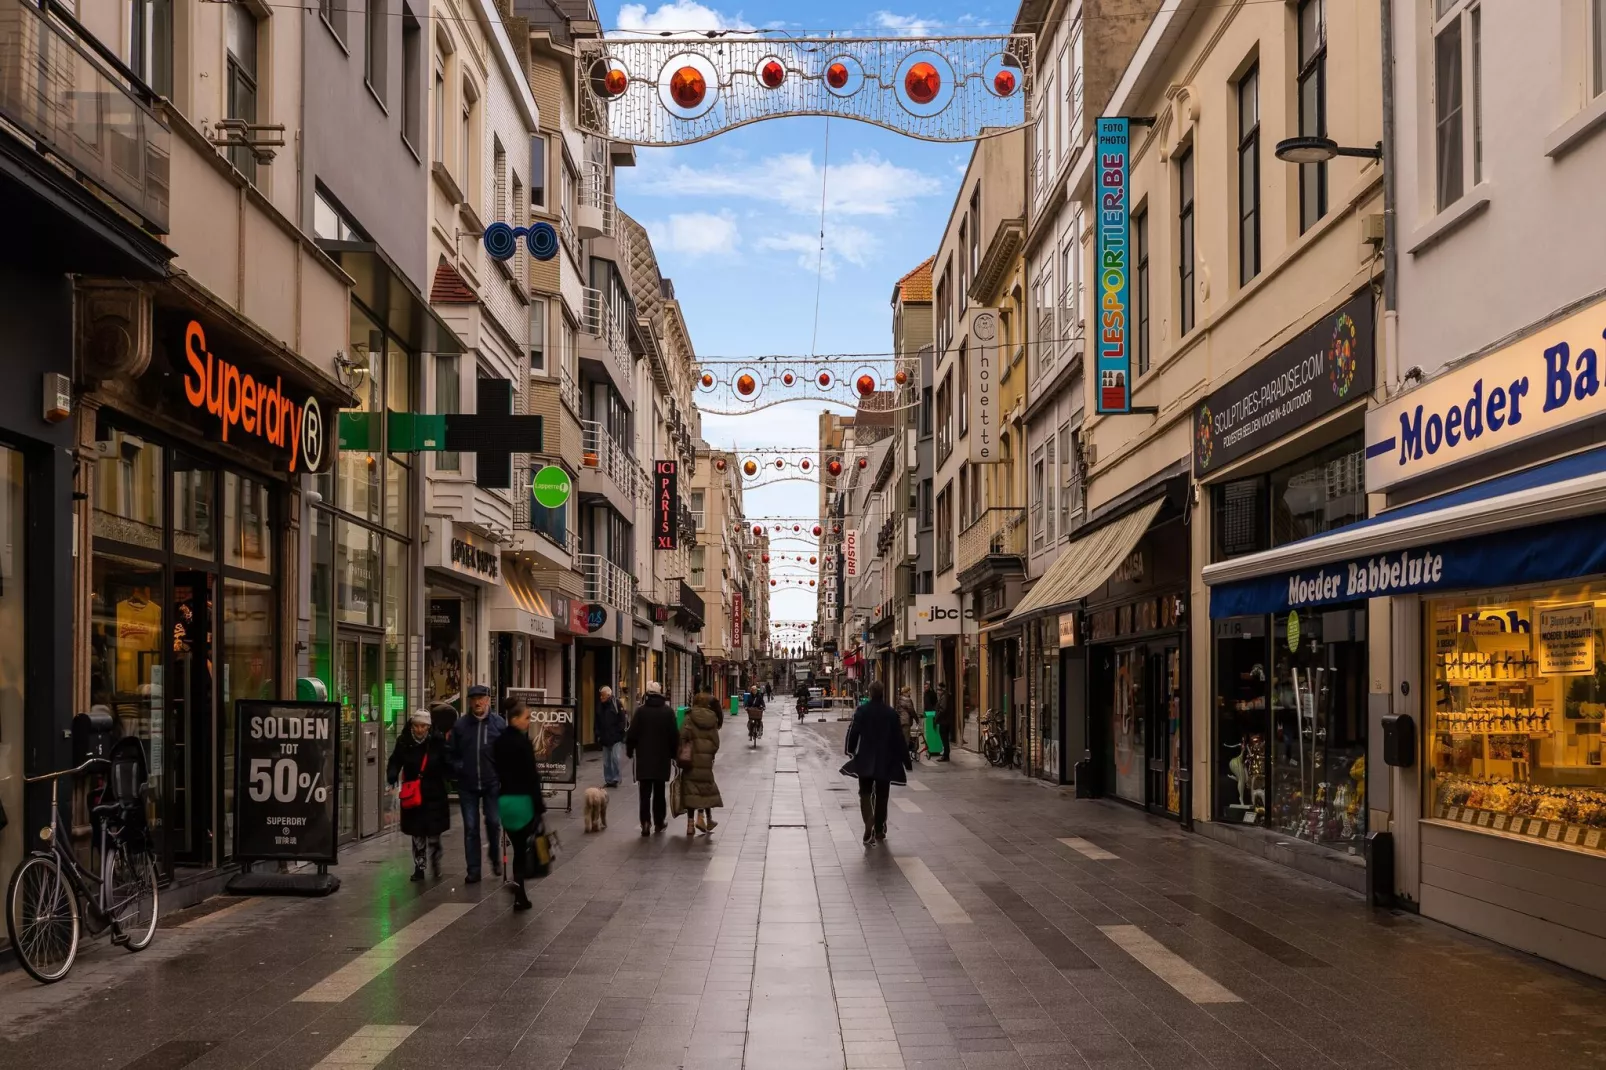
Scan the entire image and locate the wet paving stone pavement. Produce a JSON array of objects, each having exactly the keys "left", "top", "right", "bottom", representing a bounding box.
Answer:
[{"left": 5, "top": 700, "right": 1606, "bottom": 1069}]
